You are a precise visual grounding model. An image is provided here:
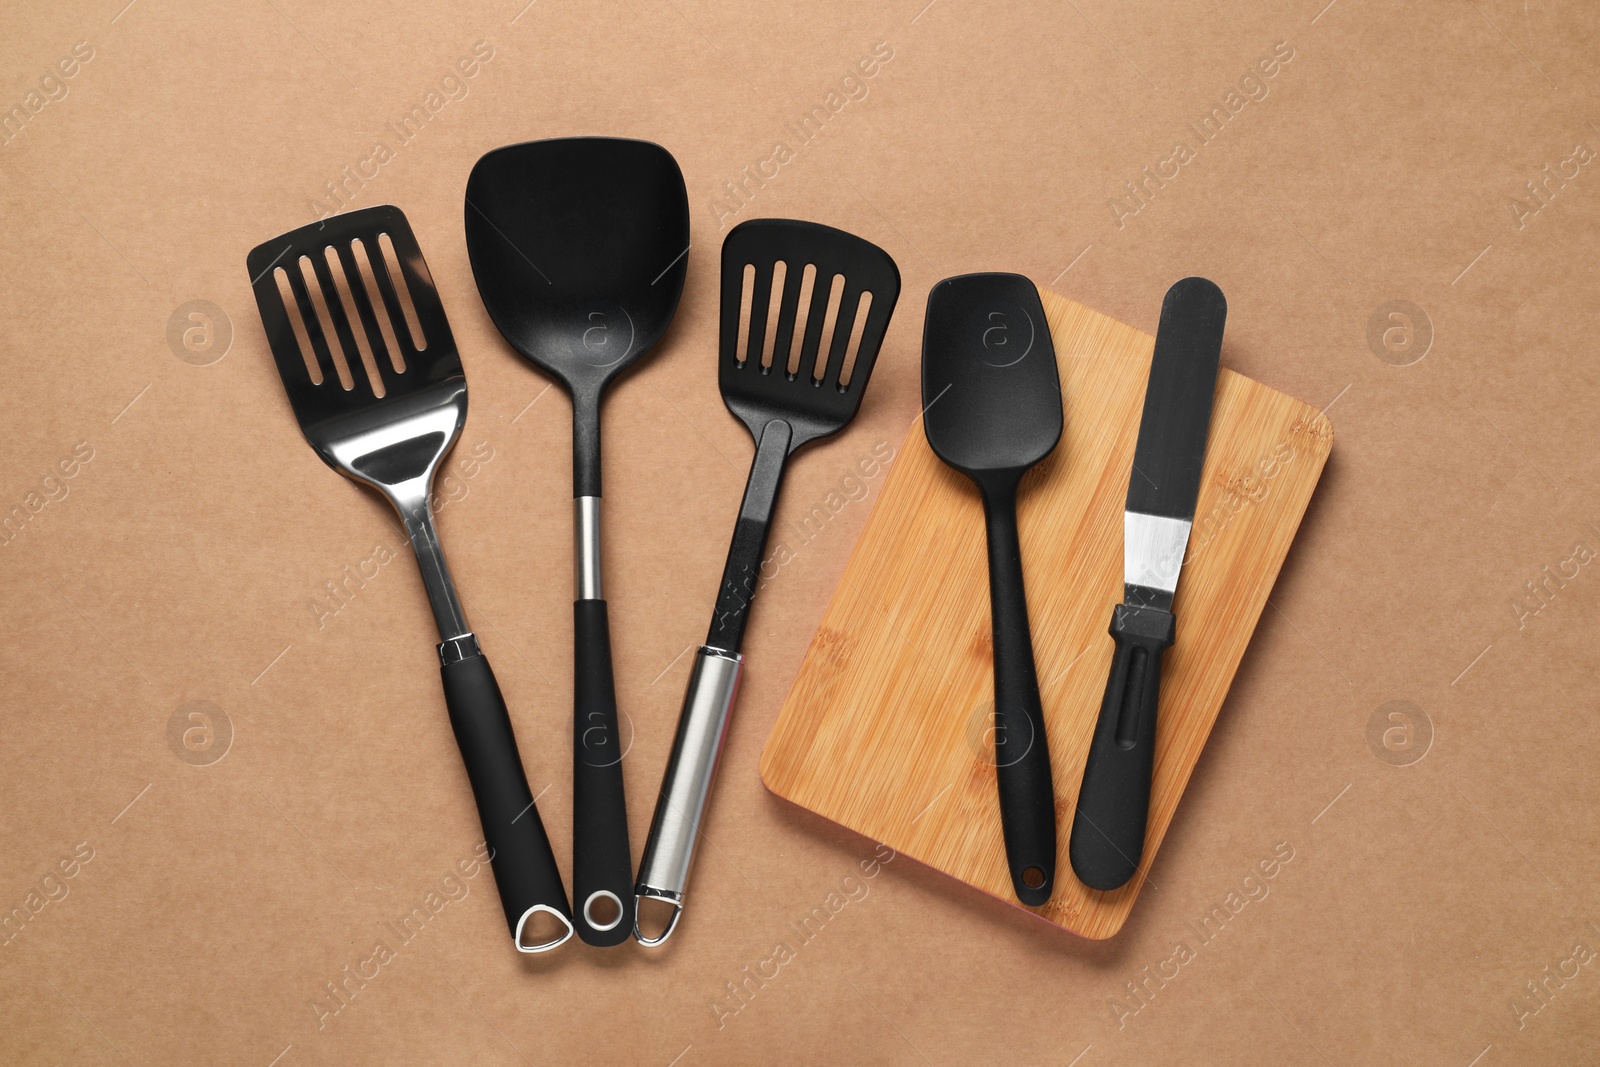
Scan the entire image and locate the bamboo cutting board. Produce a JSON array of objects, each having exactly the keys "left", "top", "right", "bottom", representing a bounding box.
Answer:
[{"left": 759, "top": 289, "right": 1333, "bottom": 939}]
